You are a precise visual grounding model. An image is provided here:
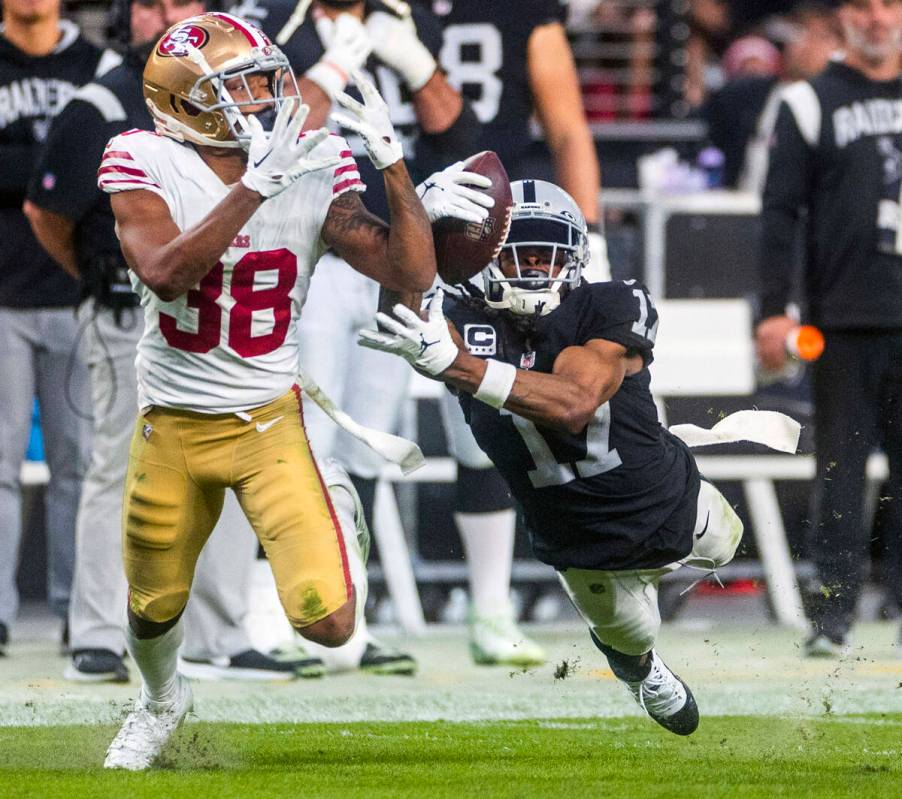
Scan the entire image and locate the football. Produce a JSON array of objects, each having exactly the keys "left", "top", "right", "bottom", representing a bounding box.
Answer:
[{"left": 432, "top": 150, "right": 513, "bottom": 285}]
